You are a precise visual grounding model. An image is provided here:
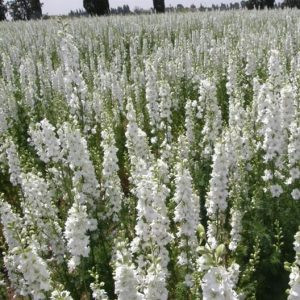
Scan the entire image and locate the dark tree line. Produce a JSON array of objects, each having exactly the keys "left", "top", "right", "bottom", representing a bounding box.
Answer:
[
  {"left": 83, "top": 0, "right": 109, "bottom": 16},
  {"left": 83, "top": 0, "right": 166, "bottom": 15},
  {"left": 0, "top": 0, "right": 42, "bottom": 21},
  {"left": 0, "top": 0, "right": 6, "bottom": 21},
  {"left": 245, "top": 0, "right": 275, "bottom": 9},
  {"left": 2, "top": 0, "right": 300, "bottom": 22}
]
